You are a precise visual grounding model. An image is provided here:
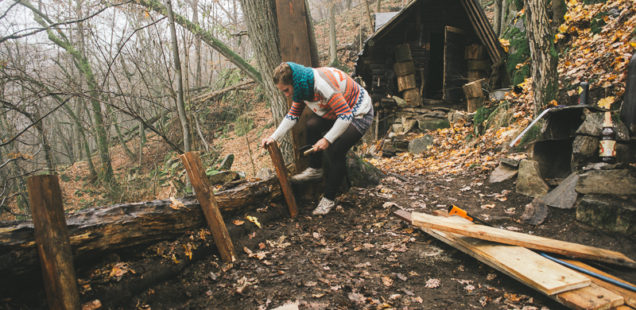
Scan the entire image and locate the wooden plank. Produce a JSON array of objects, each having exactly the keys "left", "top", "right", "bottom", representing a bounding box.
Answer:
[
  {"left": 180, "top": 152, "right": 236, "bottom": 262},
  {"left": 556, "top": 284, "right": 624, "bottom": 310},
  {"left": 27, "top": 175, "right": 81, "bottom": 310},
  {"left": 394, "top": 211, "right": 623, "bottom": 310},
  {"left": 267, "top": 142, "right": 299, "bottom": 218},
  {"left": 423, "top": 225, "right": 591, "bottom": 295},
  {"left": 560, "top": 259, "right": 636, "bottom": 308},
  {"left": 412, "top": 212, "right": 636, "bottom": 268}
]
